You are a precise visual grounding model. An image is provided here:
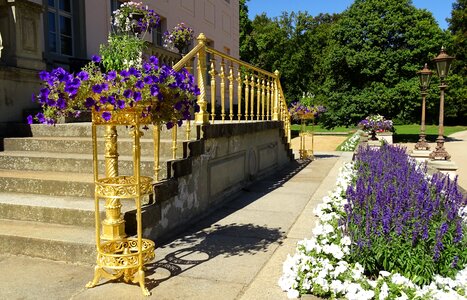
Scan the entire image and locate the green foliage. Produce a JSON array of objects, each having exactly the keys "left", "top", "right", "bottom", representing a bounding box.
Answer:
[
  {"left": 99, "top": 34, "right": 145, "bottom": 71},
  {"left": 320, "top": 0, "right": 449, "bottom": 128}
]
